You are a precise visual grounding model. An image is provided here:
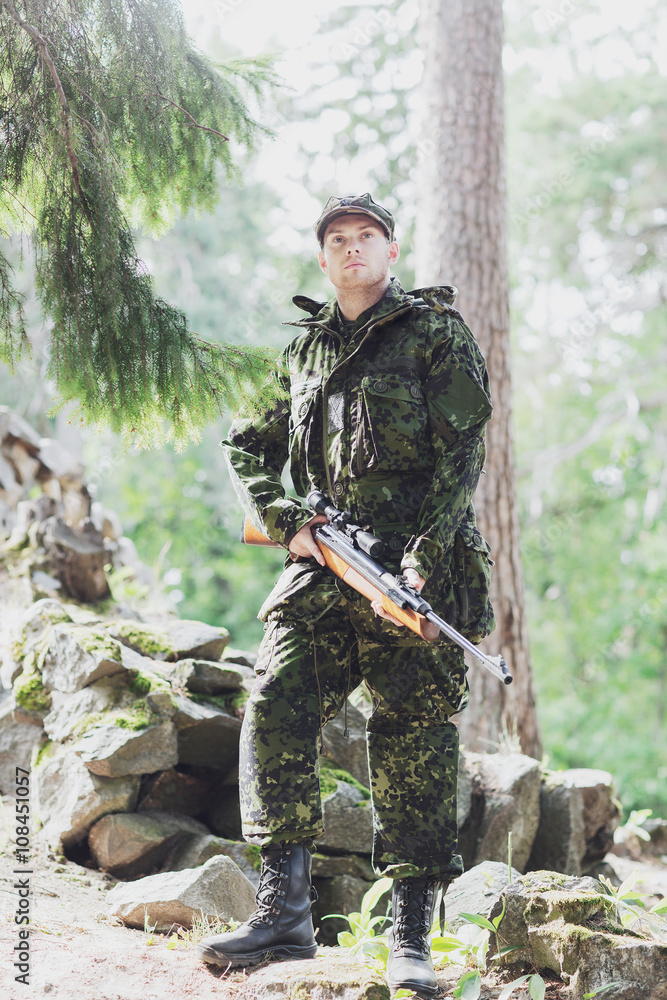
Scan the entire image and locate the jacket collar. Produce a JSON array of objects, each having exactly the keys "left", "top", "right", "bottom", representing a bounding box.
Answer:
[{"left": 285, "top": 278, "right": 414, "bottom": 336}]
